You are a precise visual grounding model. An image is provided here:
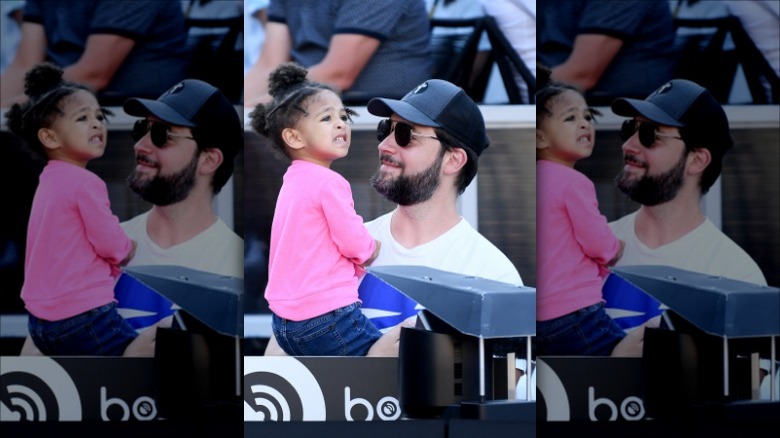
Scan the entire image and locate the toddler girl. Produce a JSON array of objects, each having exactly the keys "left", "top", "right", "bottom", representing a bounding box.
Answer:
[
  {"left": 535, "top": 68, "right": 626, "bottom": 356},
  {"left": 6, "top": 63, "right": 137, "bottom": 355},
  {"left": 250, "top": 63, "right": 381, "bottom": 356}
]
